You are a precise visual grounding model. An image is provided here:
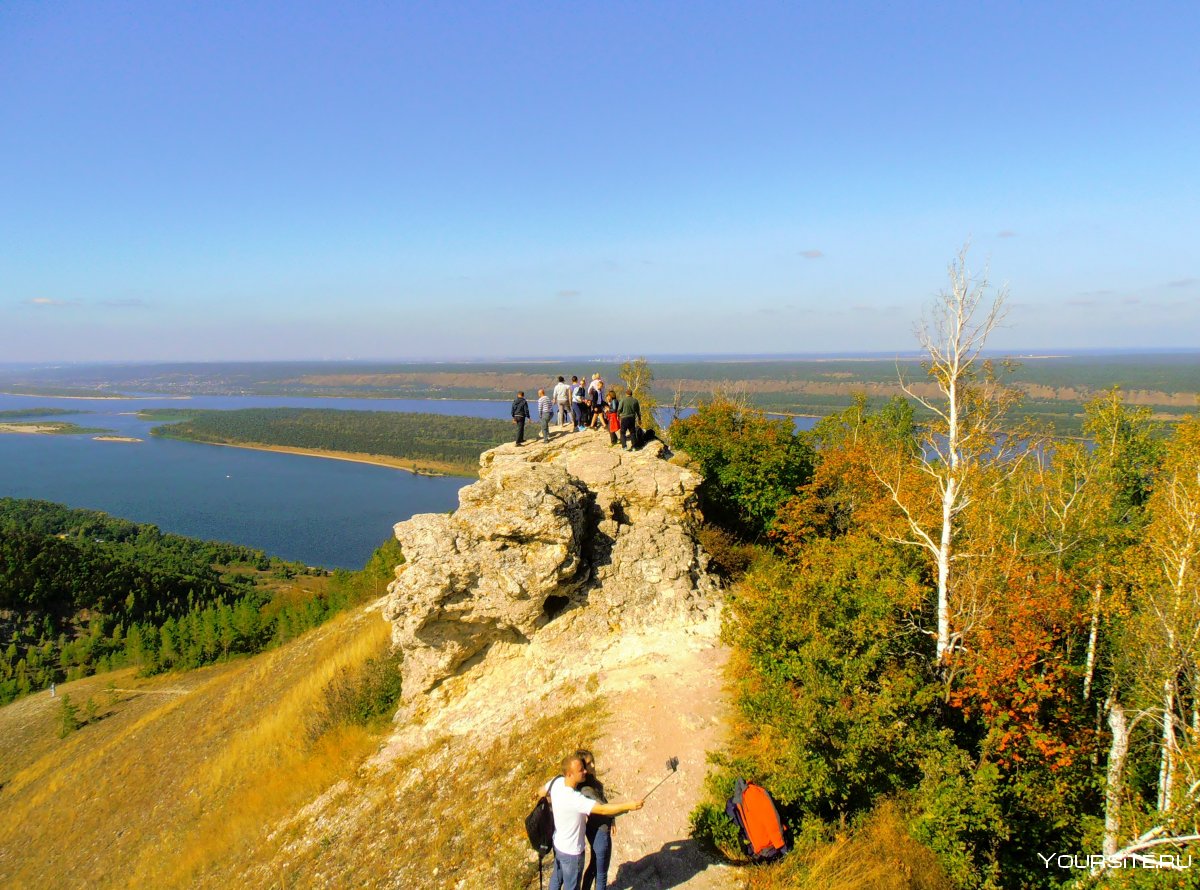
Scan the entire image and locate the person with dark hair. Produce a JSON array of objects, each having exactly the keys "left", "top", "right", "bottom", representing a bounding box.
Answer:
[
  {"left": 576, "top": 749, "right": 614, "bottom": 890},
  {"left": 618, "top": 388, "right": 641, "bottom": 451},
  {"left": 540, "top": 754, "right": 643, "bottom": 890},
  {"left": 511, "top": 391, "right": 530, "bottom": 446},
  {"left": 538, "top": 389, "right": 553, "bottom": 443},
  {"left": 570, "top": 375, "right": 586, "bottom": 431},
  {"left": 605, "top": 389, "right": 621, "bottom": 446}
]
